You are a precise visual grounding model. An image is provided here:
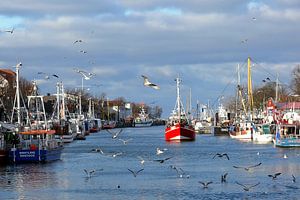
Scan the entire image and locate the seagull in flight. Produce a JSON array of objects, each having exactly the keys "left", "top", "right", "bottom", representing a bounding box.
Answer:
[
  {"left": 118, "top": 138, "right": 132, "bottom": 145},
  {"left": 80, "top": 50, "right": 87, "bottom": 53},
  {"left": 74, "top": 39, "right": 83, "bottom": 44},
  {"left": 3, "top": 28, "right": 14, "bottom": 34},
  {"left": 213, "top": 153, "right": 230, "bottom": 160},
  {"left": 156, "top": 147, "right": 167, "bottom": 155},
  {"left": 73, "top": 68, "right": 95, "bottom": 80},
  {"left": 127, "top": 168, "right": 144, "bottom": 177},
  {"left": 141, "top": 75, "right": 160, "bottom": 90},
  {"left": 235, "top": 181, "right": 260, "bottom": 191},
  {"left": 173, "top": 167, "right": 190, "bottom": 178},
  {"left": 221, "top": 172, "right": 228, "bottom": 183},
  {"left": 292, "top": 175, "right": 296, "bottom": 183},
  {"left": 198, "top": 181, "right": 213, "bottom": 189},
  {"left": 233, "top": 162, "right": 262, "bottom": 171},
  {"left": 137, "top": 156, "right": 145, "bottom": 166},
  {"left": 154, "top": 157, "right": 172, "bottom": 163},
  {"left": 268, "top": 172, "right": 282, "bottom": 180},
  {"left": 241, "top": 39, "right": 248, "bottom": 43},
  {"left": 83, "top": 168, "right": 103, "bottom": 178},
  {"left": 106, "top": 129, "right": 123, "bottom": 139}
]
